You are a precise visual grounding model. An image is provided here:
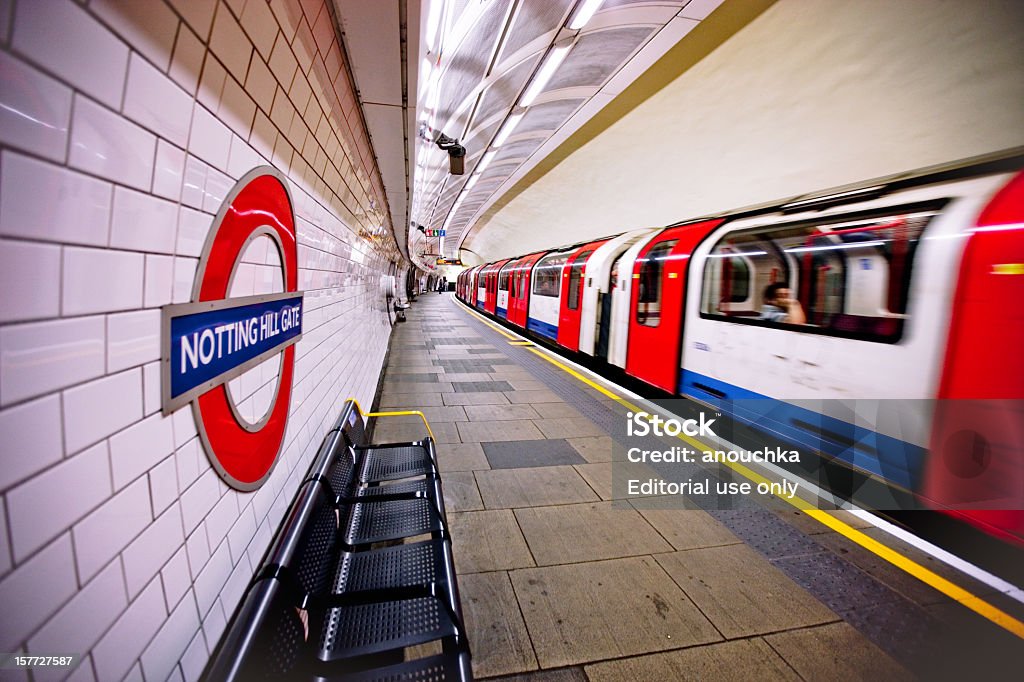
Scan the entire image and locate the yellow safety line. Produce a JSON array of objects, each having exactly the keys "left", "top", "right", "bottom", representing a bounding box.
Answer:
[
  {"left": 458, "top": 307, "right": 1024, "bottom": 639},
  {"left": 348, "top": 399, "right": 435, "bottom": 441},
  {"left": 509, "top": 341, "right": 534, "bottom": 346}
]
